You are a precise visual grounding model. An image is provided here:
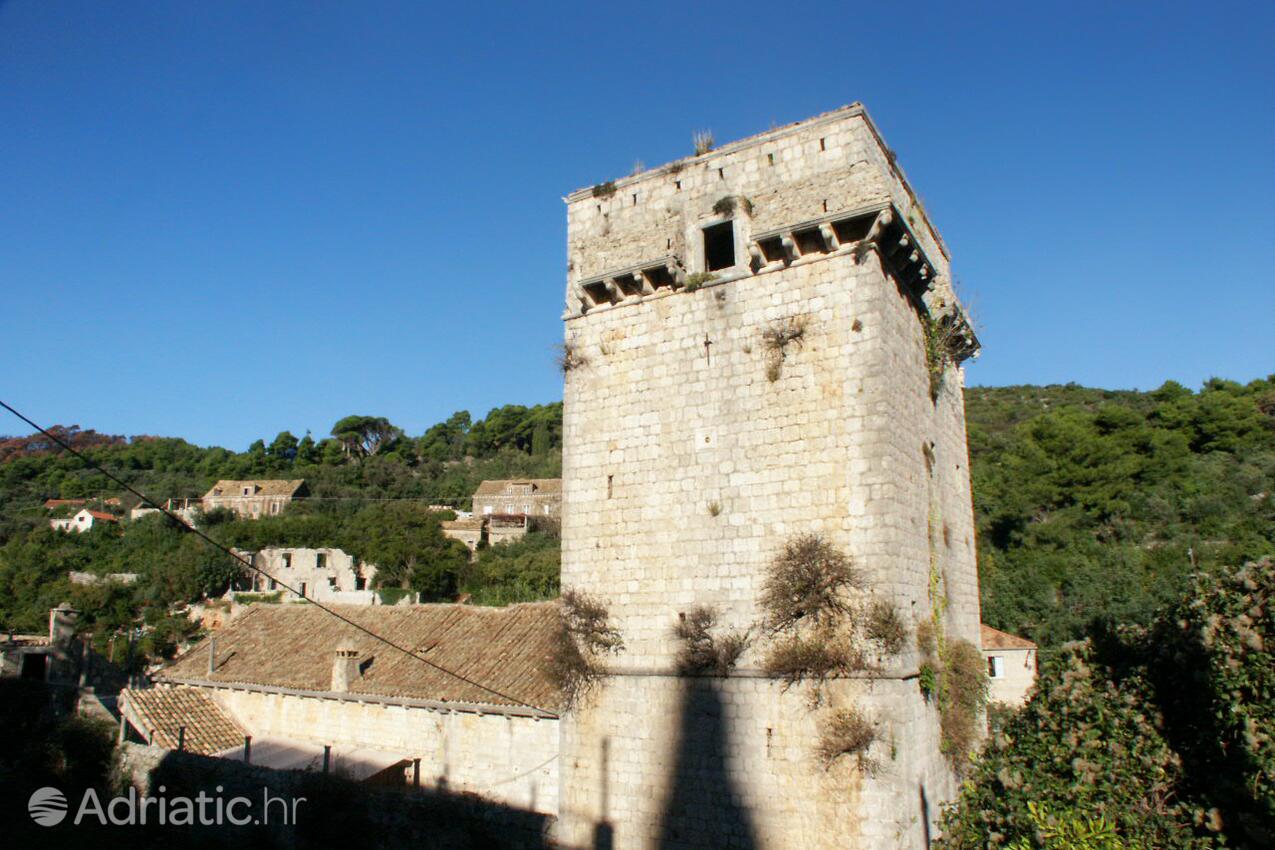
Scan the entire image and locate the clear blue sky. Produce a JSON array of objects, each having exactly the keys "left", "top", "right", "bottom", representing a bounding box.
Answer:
[{"left": 2, "top": 1, "right": 1272, "bottom": 450}]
